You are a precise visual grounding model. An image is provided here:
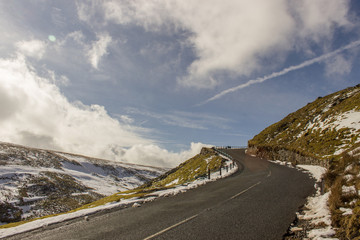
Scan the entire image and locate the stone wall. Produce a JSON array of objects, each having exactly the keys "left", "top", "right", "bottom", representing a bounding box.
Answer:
[{"left": 247, "top": 146, "right": 330, "bottom": 168}]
